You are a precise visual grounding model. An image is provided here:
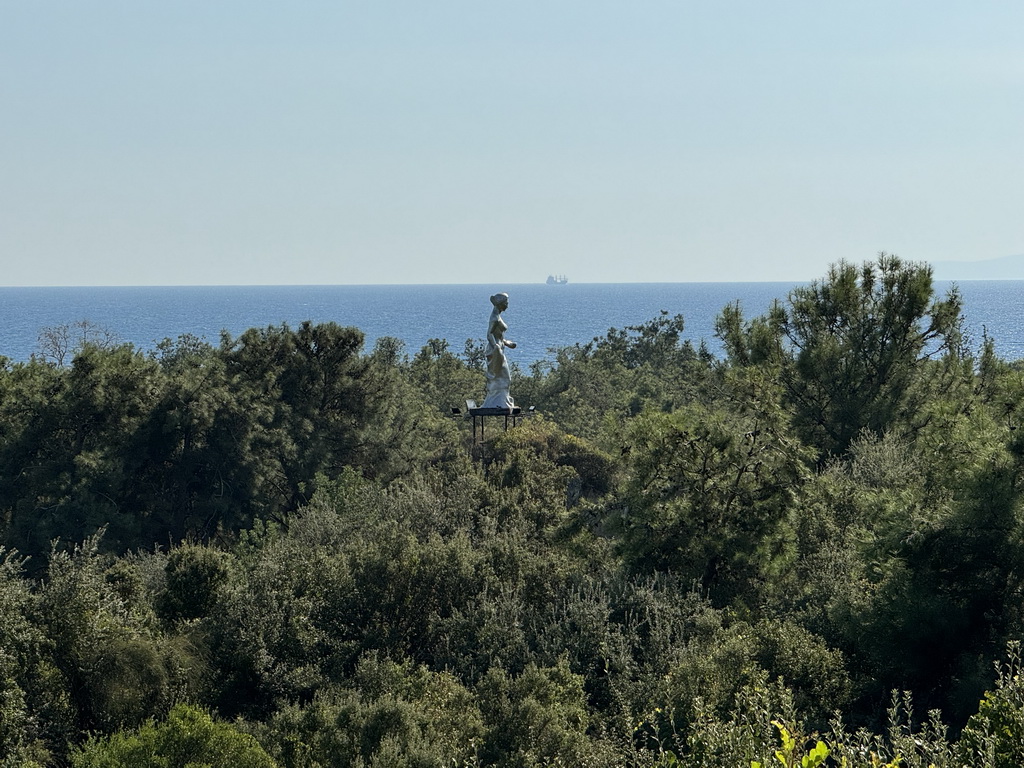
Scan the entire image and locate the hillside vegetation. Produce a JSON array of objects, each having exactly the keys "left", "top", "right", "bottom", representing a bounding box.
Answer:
[{"left": 3, "top": 255, "right": 1024, "bottom": 767}]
